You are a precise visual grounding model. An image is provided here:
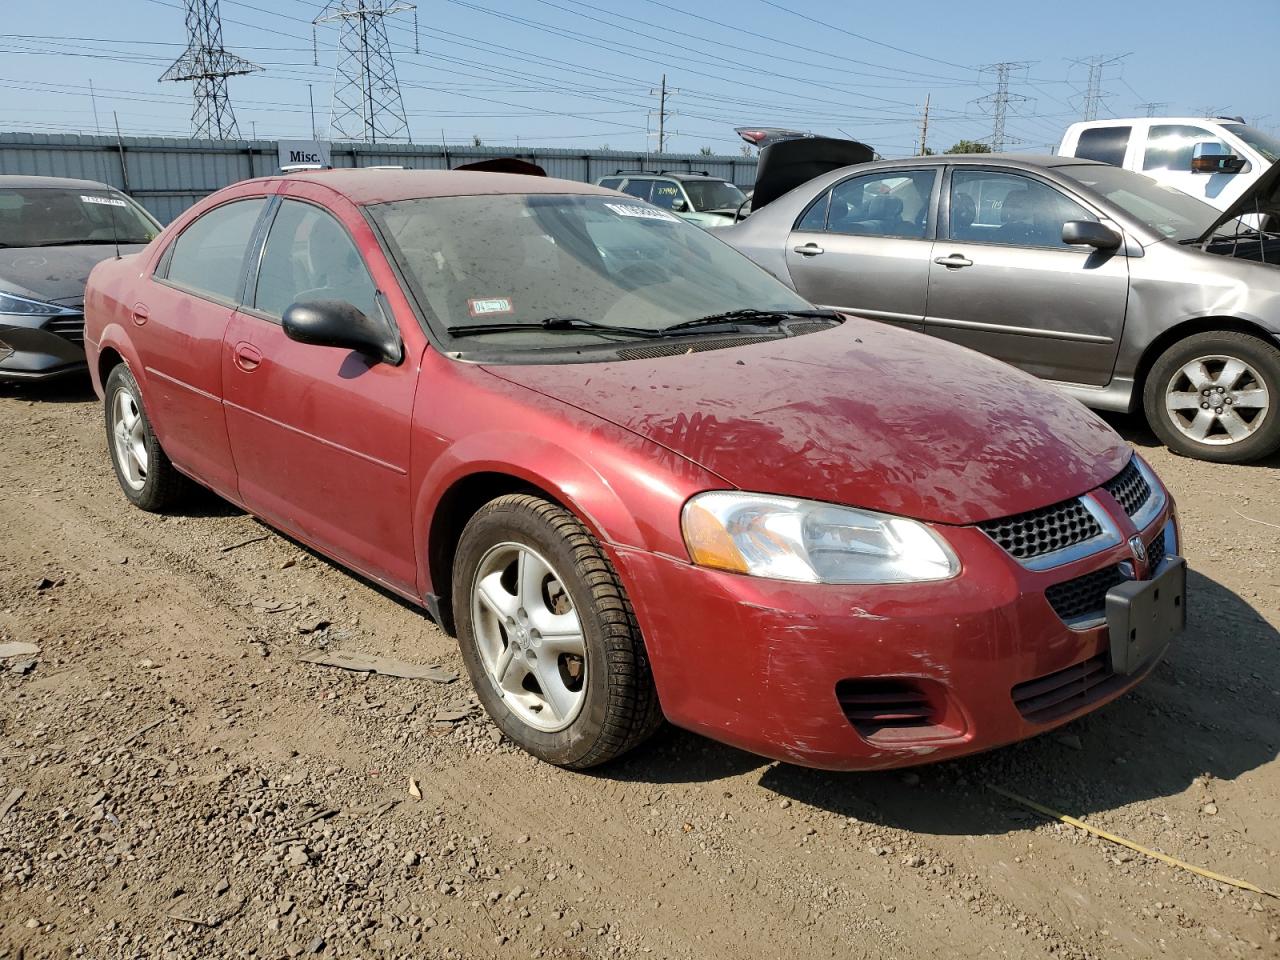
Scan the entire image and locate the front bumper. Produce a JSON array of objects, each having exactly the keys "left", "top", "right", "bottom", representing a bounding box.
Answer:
[
  {"left": 611, "top": 494, "right": 1177, "bottom": 771},
  {"left": 0, "top": 319, "right": 88, "bottom": 381}
]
